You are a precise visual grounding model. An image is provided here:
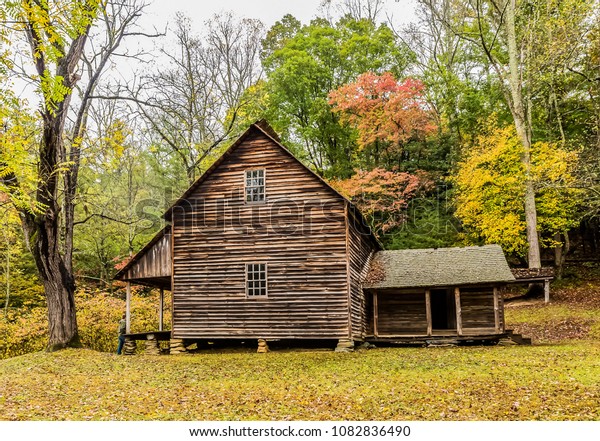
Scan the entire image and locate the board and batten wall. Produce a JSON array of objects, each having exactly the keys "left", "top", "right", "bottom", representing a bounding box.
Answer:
[{"left": 170, "top": 128, "right": 354, "bottom": 340}]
